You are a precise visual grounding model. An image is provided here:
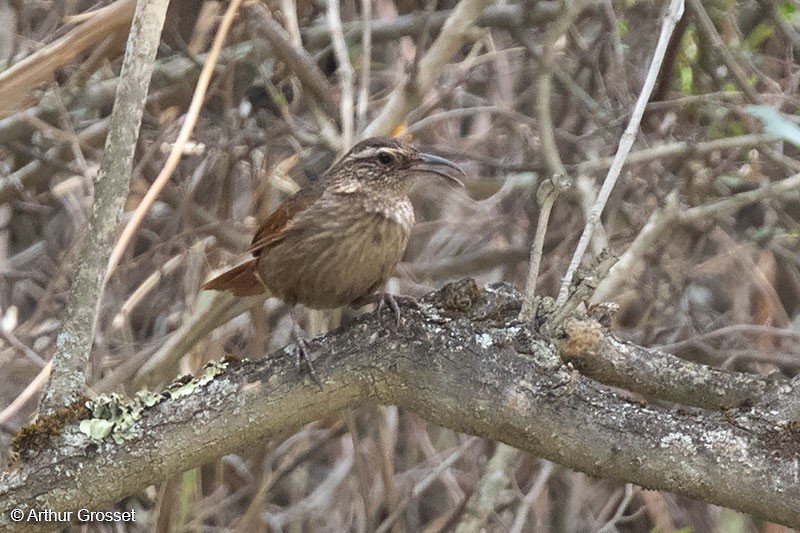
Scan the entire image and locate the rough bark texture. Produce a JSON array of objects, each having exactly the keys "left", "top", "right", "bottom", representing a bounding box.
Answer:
[
  {"left": 39, "top": 0, "right": 169, "bottom": 414},
  {"left": 2, "top": 281, "right": 798, "bottom": 532}
]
